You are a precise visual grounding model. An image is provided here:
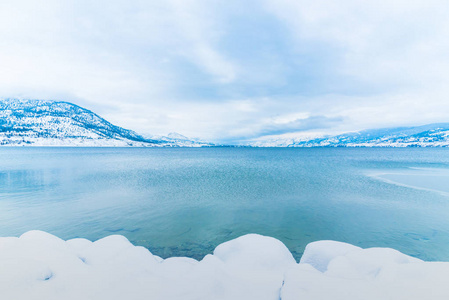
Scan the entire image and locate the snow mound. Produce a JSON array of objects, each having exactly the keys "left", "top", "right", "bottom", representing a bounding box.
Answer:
[
  {"left": 1, "top": 231, "right": 449, "bottom": 300},
  {"left": 299, "top": 240, "right": 361, "bottom": 272},
  {"left": 214, "top": 234, "right": 296, "bottom": 274},
  {"left": 282, "top": 240, "right": 446, "bottom": 300}
]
